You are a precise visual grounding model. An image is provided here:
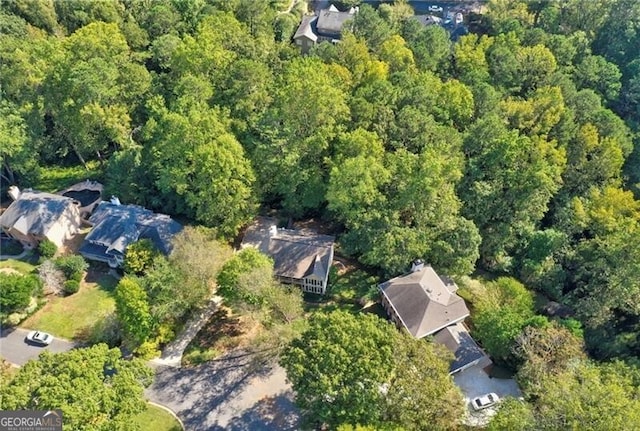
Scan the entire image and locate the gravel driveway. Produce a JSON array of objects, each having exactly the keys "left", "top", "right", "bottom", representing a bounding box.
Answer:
[{"left": 146, "top": 351, "right": 300, "bottom": 431}]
